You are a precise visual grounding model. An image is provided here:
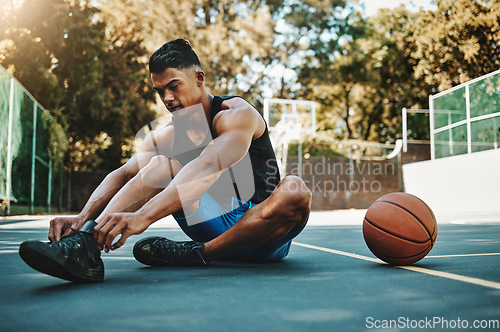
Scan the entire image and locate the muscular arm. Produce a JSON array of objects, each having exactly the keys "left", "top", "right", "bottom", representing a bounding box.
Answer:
[
  {"left": 136, "top": 100, "right": 261, "bottom": 225},
  {"left": 80, "top": 124, "right": 176, "bottom": 220},
  {"left": 94, "top": 99, "right": 264, "bottom": 251},
  {"left": 48, "top": 126, "right": 171, "bottom": 241}
]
